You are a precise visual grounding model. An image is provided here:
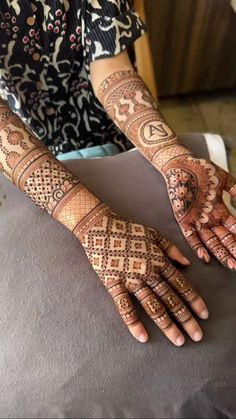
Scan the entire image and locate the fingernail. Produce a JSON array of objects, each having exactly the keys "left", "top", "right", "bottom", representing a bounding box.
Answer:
[
  {"left": 200, "top": 309, "right": 209, "bottom": 319},
  {"left": 183, "top": 257, "right": 190, "bottom": 264},
  {"left": 176, "top": 336, "right": 185, "bottom": 346},
  {"left": 193, "top": 331, "right": 203, "bottom": 342},
  {"left": 228, "top": 258, "right": 236, "bottom": 270},
  {"left": 139, "top": 333, "right": 148, "bottom": 343}
]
